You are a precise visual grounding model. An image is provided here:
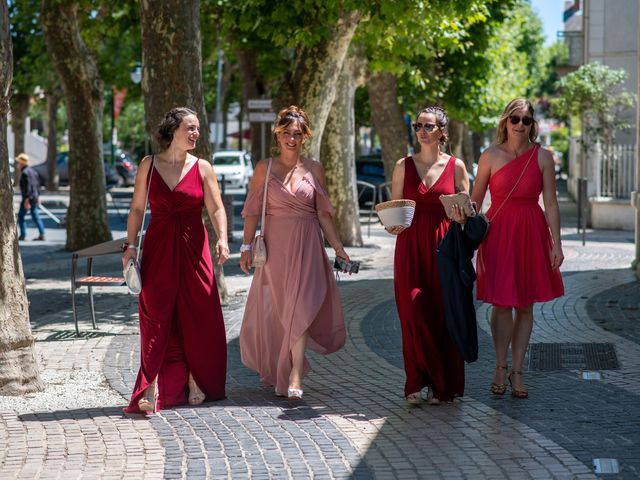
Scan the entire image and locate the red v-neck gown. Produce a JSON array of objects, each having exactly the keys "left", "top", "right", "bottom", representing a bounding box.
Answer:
[
  {"left": 476, "top": 145, "right": 564, "bottom": 307},
  {"left": 125, "top": 161, "right": 227, "bottom": 413},
  {"left": 394, "top": 156, "right": 464, "bottom": 400}
]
